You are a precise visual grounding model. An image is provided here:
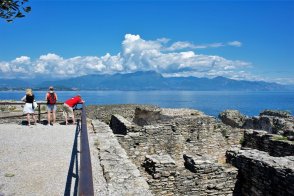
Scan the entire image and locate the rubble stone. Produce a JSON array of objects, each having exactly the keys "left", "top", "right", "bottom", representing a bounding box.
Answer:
[{"left": 218, "top": 110, "right": 246, "bottom": 128}]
